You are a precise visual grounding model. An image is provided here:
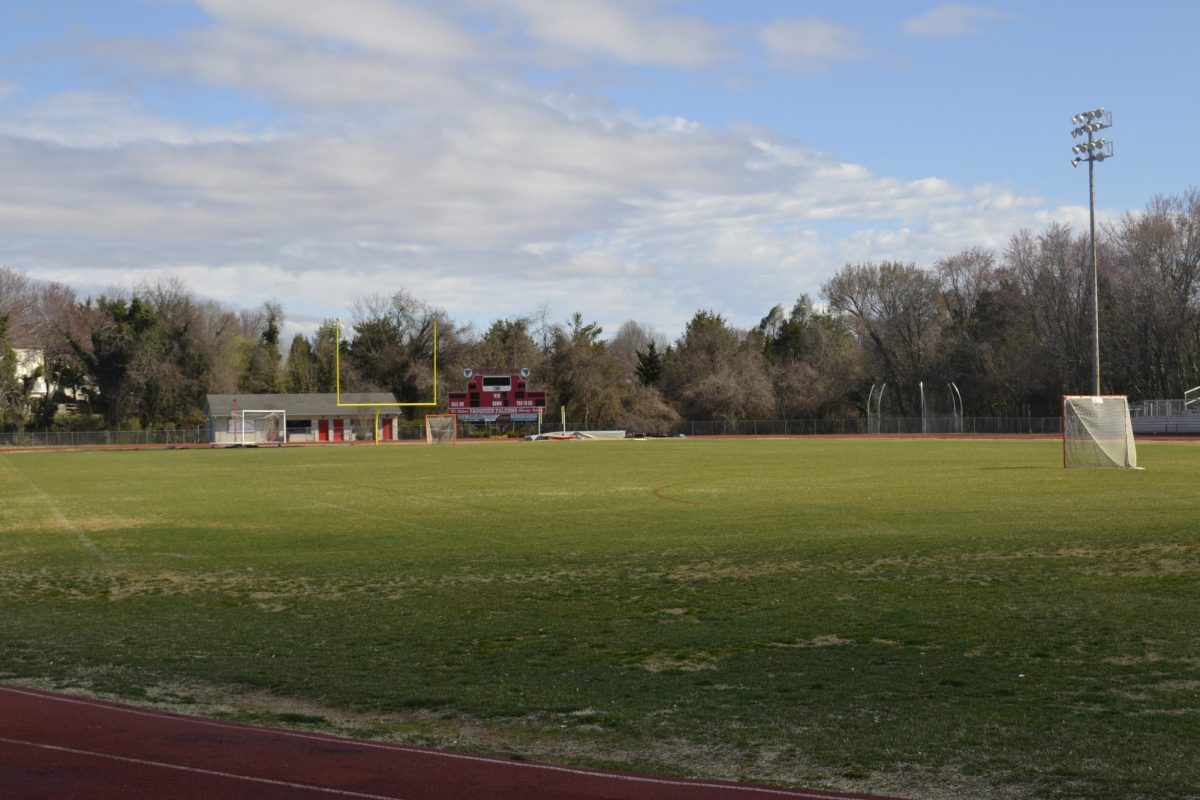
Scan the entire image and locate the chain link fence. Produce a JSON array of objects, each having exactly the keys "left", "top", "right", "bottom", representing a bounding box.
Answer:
[
  {"left": 0, "top": 417, "right": 1064, "bottom": 448},
  {"left": 662, "top": 416, "right": 1061, "bottom": 437},
  {"left": 437, "top": 416, "right": 1062, "bottom": 439},
  {"left": 0, "top": 427, "right": 208, "bottom": 448}
]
